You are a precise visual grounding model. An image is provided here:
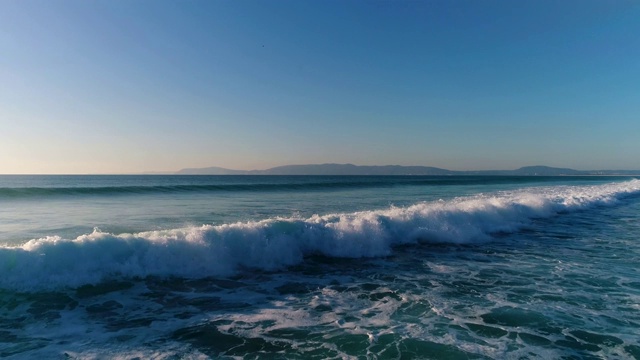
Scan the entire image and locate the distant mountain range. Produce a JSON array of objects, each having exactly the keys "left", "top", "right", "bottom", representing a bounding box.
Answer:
[{"left": 159, "top": 164, "right": 640, "bottom": 176}]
